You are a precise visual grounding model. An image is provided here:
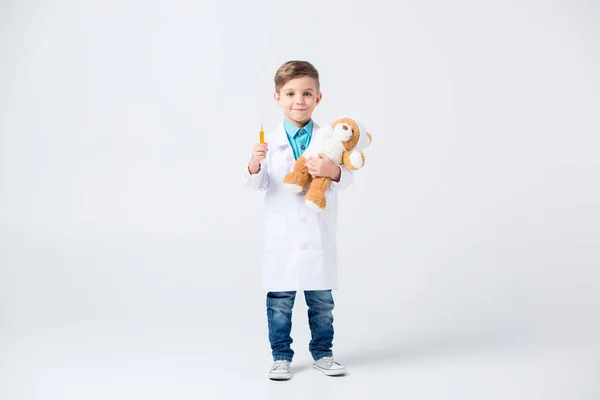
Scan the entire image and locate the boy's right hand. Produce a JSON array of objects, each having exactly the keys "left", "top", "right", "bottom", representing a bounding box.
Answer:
[{"left": 248, "top": 142, "right": 268, "bottom": 174}]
